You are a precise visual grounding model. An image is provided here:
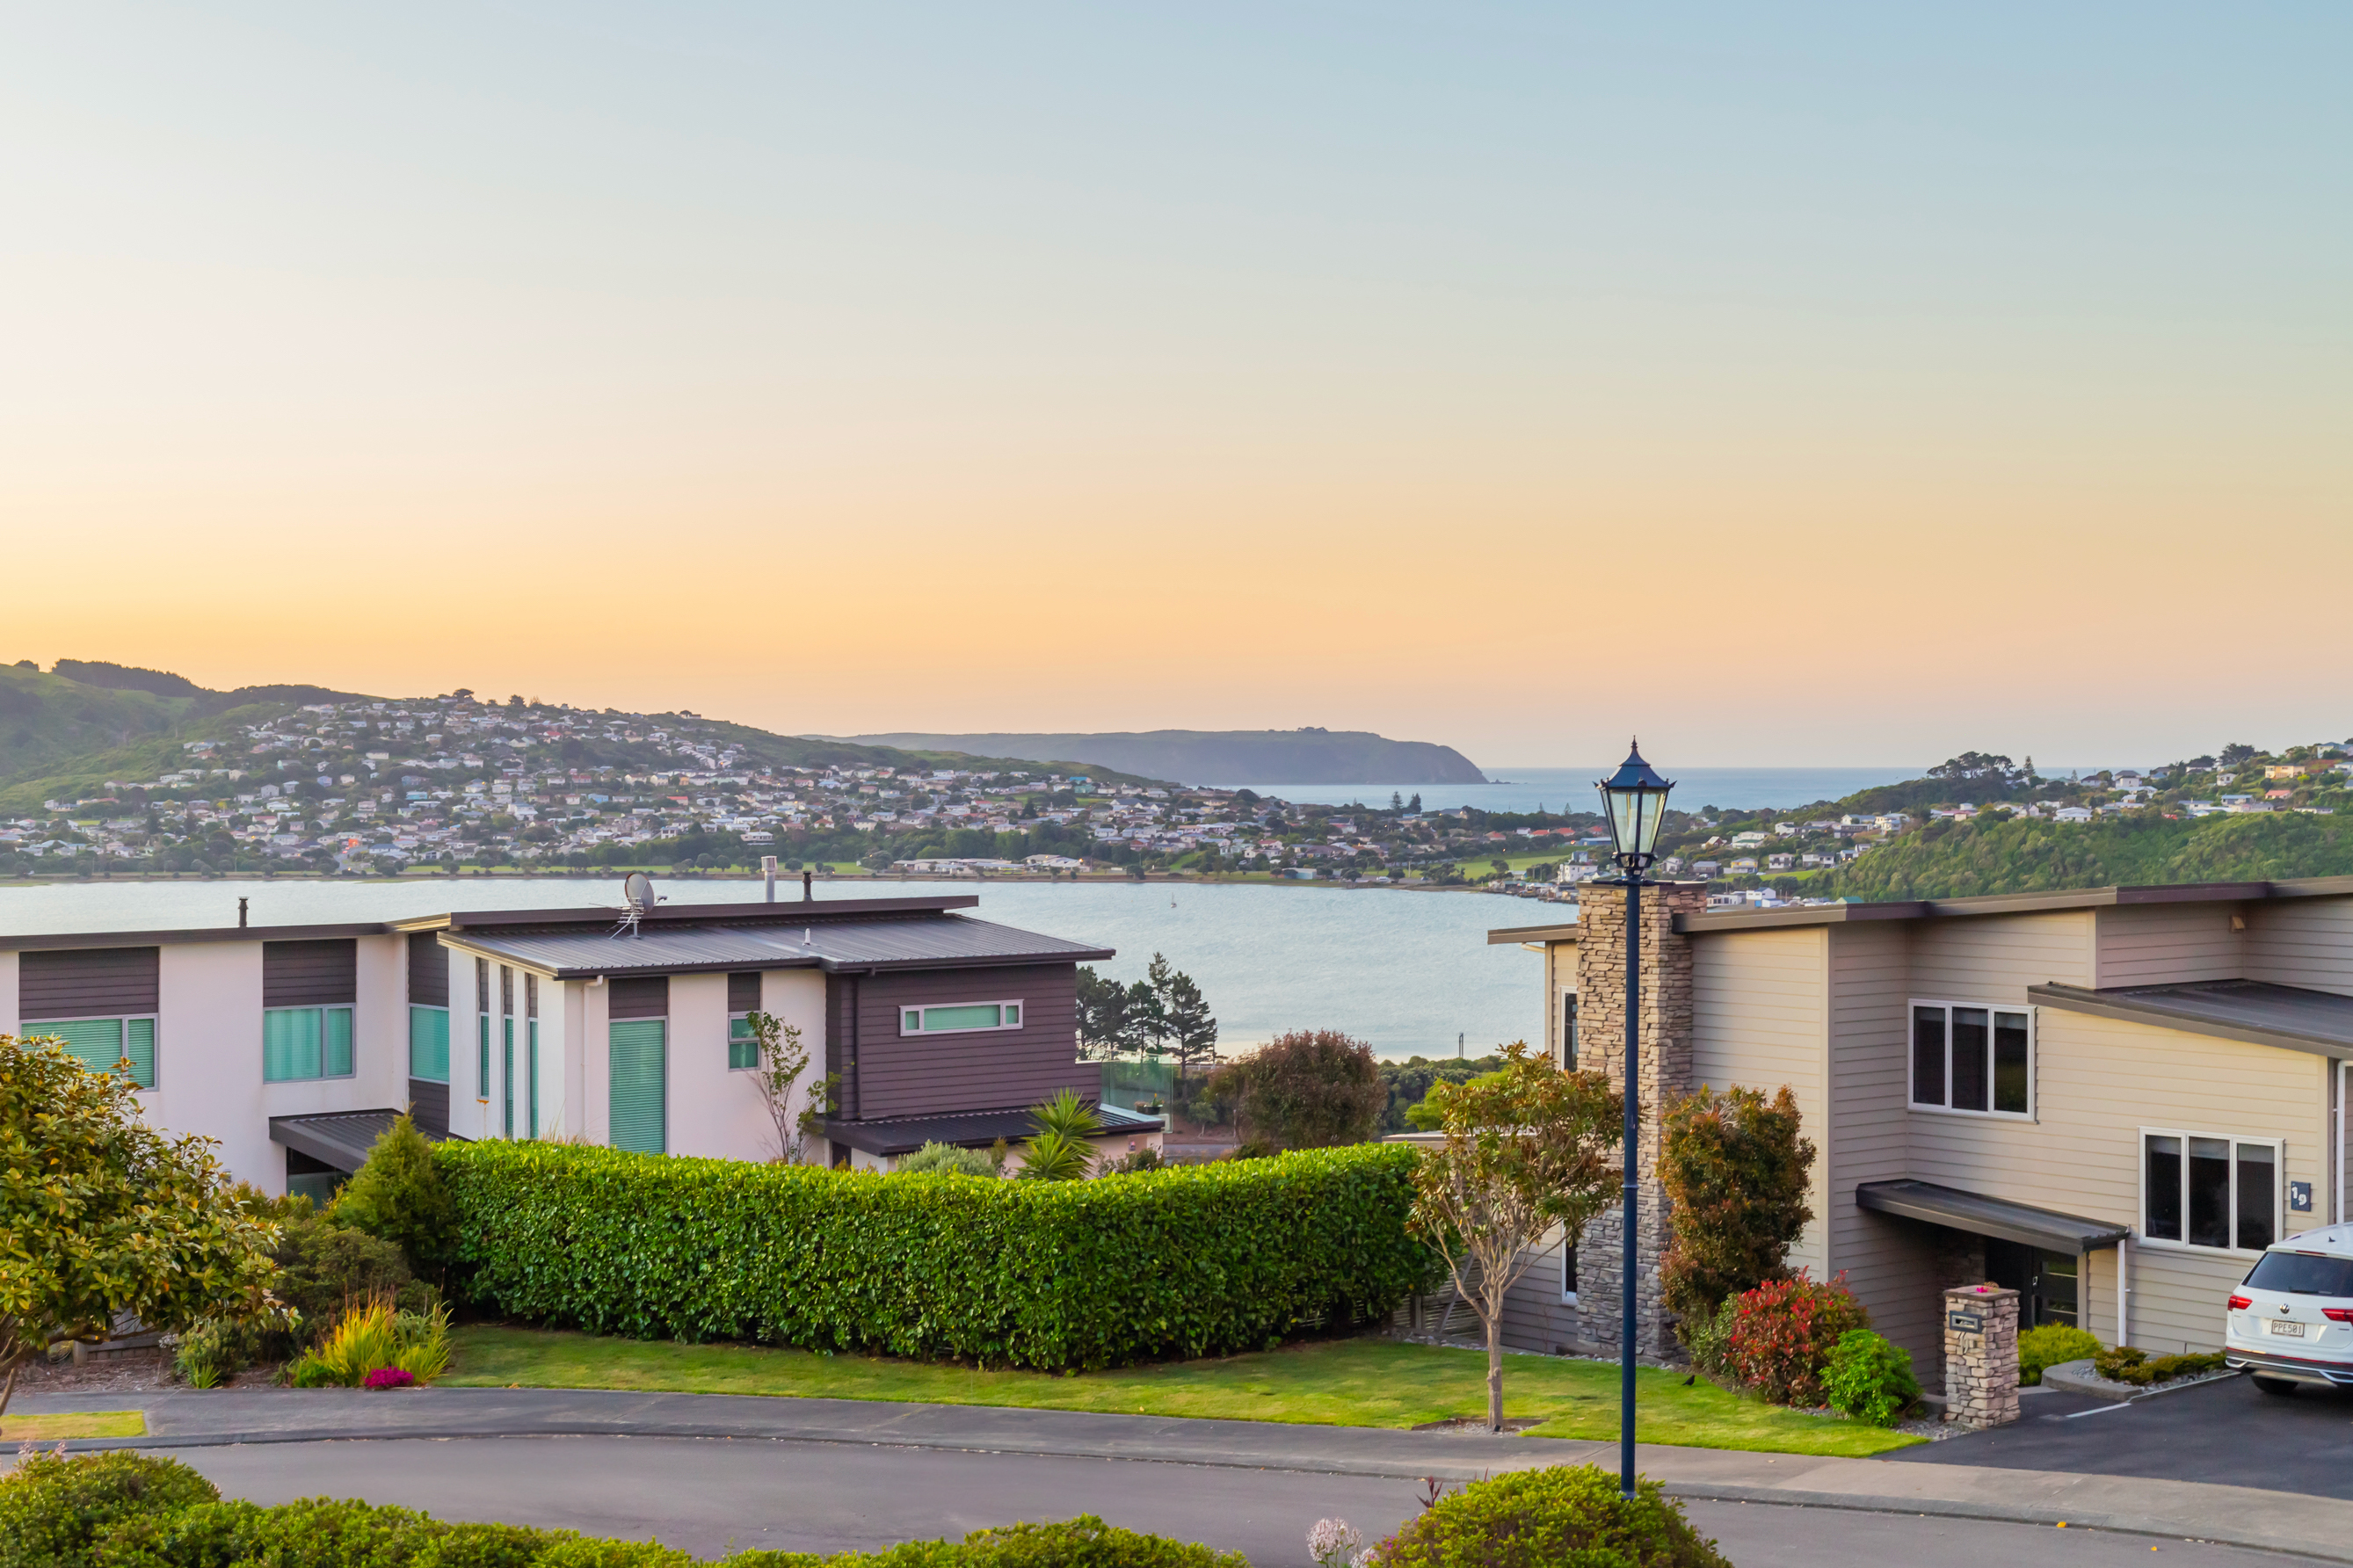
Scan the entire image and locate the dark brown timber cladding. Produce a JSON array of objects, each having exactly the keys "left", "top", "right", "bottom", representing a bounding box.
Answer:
[
  {"left": 845, "top": 964, "right": 1093, "bottom": 1119},
  {"left": 408, "top": 933, "right": 449, "bottom": 1008},
  {"left": 727, "top": 971, "right": 760, "bottom": 1013},
  {"left": 409, "top": 1078, "right": 450, "bottom": 1137},
  {"left": 608, "top": 975, "right": 669, "bottom": 1020},
  {"left": 19, "top": 947, "right": 162, "bottom": 1020},
  {"left": 263, "top": 939, "right": 358, "bottom": 1007}
]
